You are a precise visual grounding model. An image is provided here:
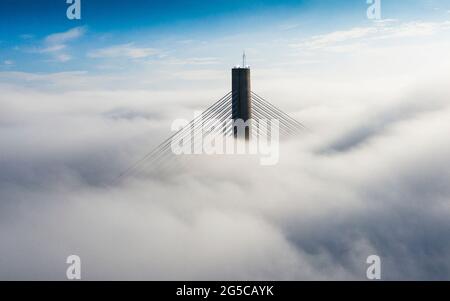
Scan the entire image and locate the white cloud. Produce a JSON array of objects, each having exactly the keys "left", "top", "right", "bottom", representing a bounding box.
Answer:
[
  {"left": 376, "top": 21, "right": 445, "bottom": 39},
  {"left": 44, "top": 27, "right": 86, "bottom": 45},
  {"left": 35, "top": 44, "right": 67, "bottom": 53},
  {"left": 292, "top": 21, "right": 450, "bottom": 51},
  {"left": 88, "top": 43, "right": 159, "bottom": 59},
  {"left": 278, "top": 22, "right": 301, "bottom": 31},
  {"left": 53, "top": 54, "right": 72, "bottom": 62},
  {"left": 294, "top": 27, "right": 377, "bottom": 50},
  {"left": 27, "top": 27, "right": 86, "bottom": 63},
  {"left": 164, "top": 57, "right": 220, "bottom": 65},
  {"left": 3, "top": 60, "right": 14, "bottom": 66}
]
